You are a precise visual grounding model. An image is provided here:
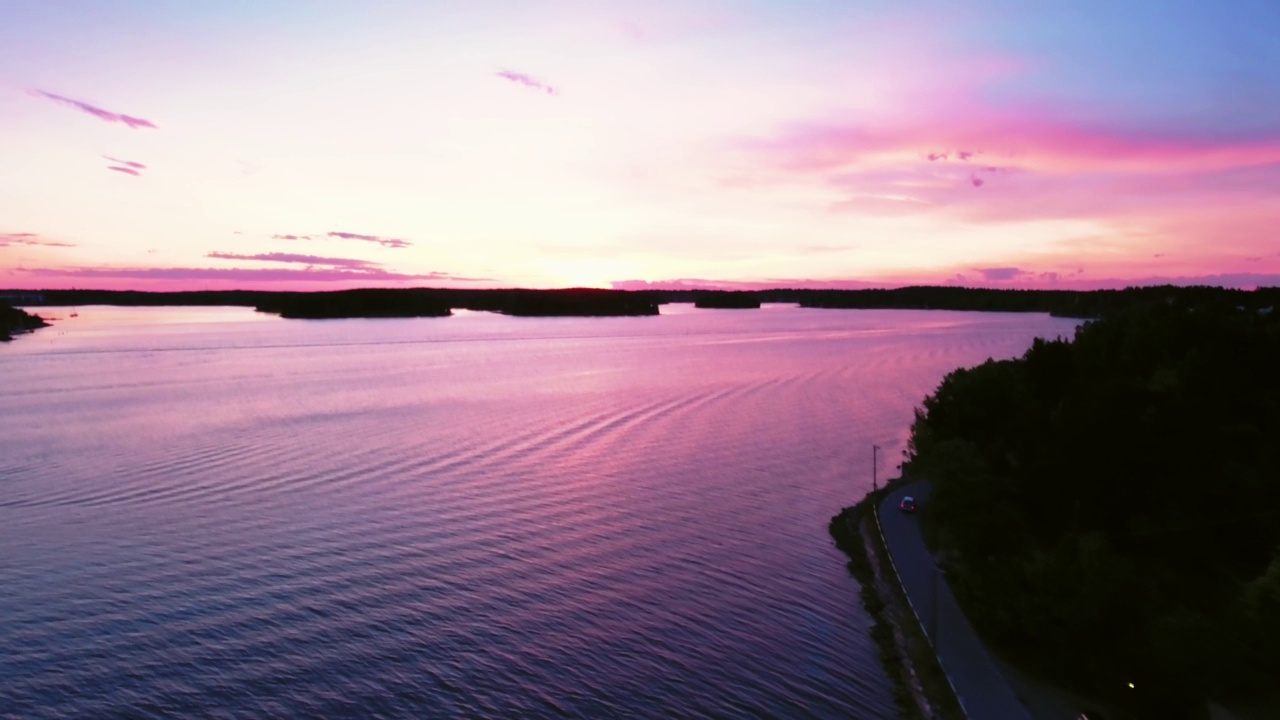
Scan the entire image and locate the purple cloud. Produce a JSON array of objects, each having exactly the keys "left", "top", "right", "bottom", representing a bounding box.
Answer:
[
  {"left": 612, "top": 278, "right": 889, "bottom": 291},
  {"left": 103, "top": 156, "right": 146, "bottom": 169},
  {"left": 327, "top": 231, "right": 413, "bottom": 248},
  {"left": 30, "top": 90, "right": 157, "bottom": 129},
  {"left": 970, "top": 172, "right": 985, "bottom": 188},
  {"left": 108, "top": 166, "right": 141, "bottom": 176},
  {"left": 975, "top": 267, "right": 1024, "bottom": 281},
  {"left": 0, "top": 232, "right": 76, "bottom": 248},
  {"left": 207, "top": 251, "right": 379, "bottom": 269},
  {"left": 929, "top": 150, "right": 978, "bottom": 162},
  {"left": 976, "top": 272, "right": 1280, "bottom": 291},
  {"left": 21, "top": 266, "right": 491, "bottom": 284},
  {"left": 496, "top": 69, "right": 558, "bottom": 96},
  {"left": 272, "top": 234, "right": 317, "bottom": 241}
]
